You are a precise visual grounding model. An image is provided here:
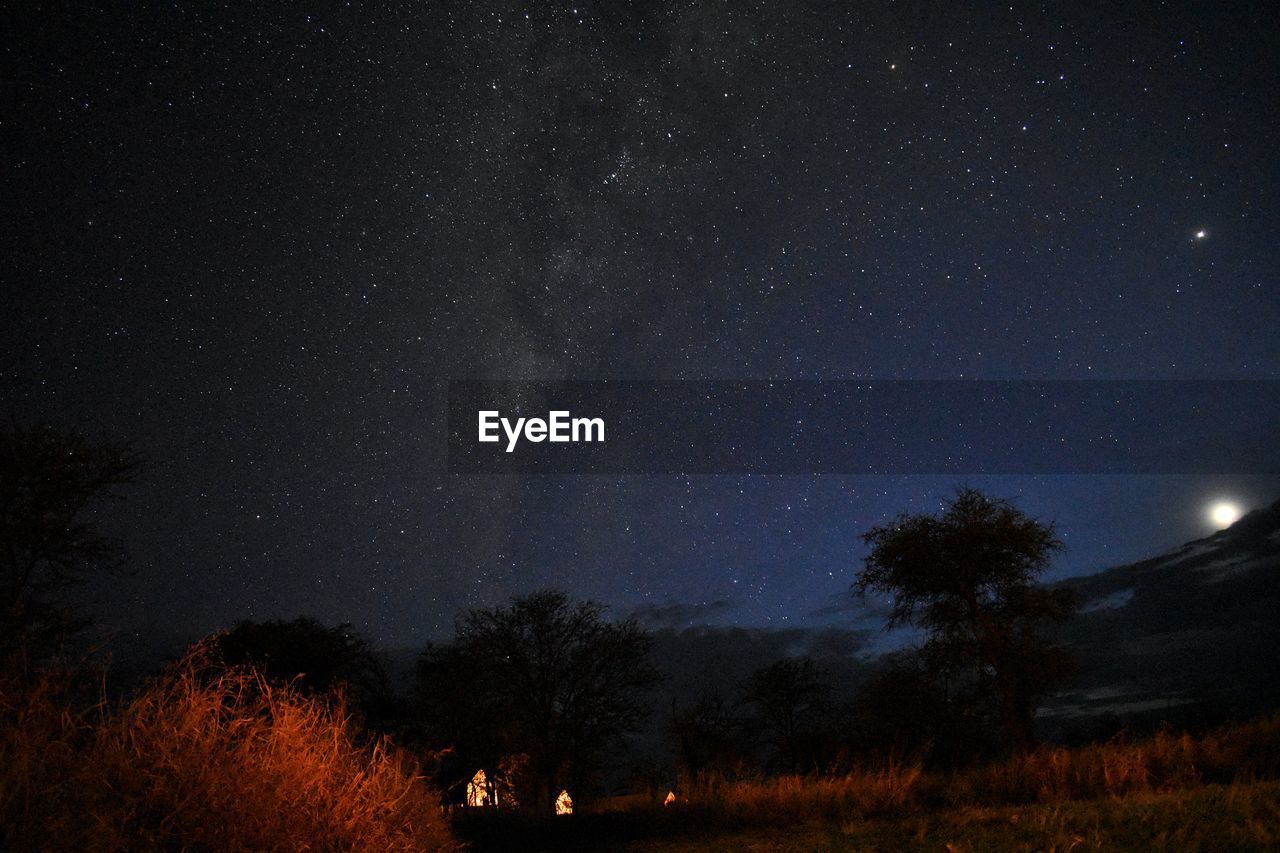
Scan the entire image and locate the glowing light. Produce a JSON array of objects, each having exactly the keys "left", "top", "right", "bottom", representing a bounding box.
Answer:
[
  {"left": 1194, "top": 229, "right": 1207, "bottom": 240},
  {"left": 466, "top": 769, "right": 496, "bottom": 807},
  {"left": 1208, "top": 501, "right": 1241, "bottom": 529},
  {"left": 555, "top": 789, "right": 574, "bottom": 815}
]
